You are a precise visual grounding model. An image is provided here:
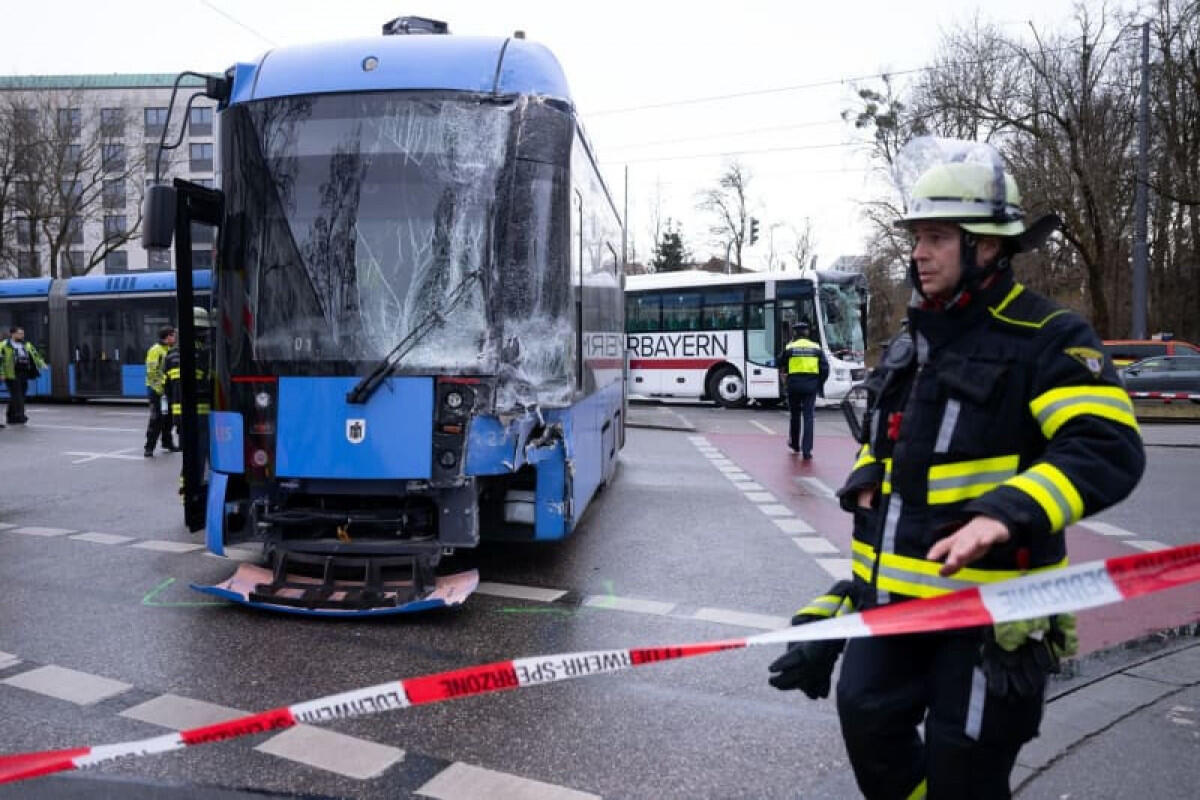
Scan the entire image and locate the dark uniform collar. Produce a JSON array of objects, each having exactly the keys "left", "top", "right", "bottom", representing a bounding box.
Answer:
[{"left": 907, "top": 270, "right": 1015, "bottom": 350}]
